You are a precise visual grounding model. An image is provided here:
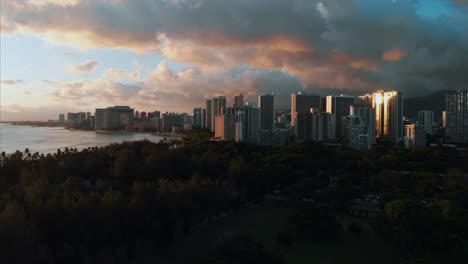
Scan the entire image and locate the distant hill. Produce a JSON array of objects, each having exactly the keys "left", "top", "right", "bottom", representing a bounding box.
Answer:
[{"left": 403, "top": 90, "right": 454, "bottom": 121}]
